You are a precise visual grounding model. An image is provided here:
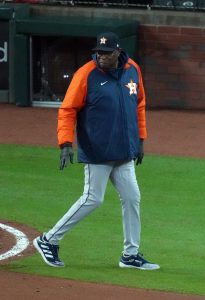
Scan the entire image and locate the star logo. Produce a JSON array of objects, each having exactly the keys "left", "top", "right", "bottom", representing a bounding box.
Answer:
[
  {"left": 100, "top": 37, "right": 107, "bottom": 44},
  {"left": 125, "top": 79, "right": 138, "bottom": 95}
]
